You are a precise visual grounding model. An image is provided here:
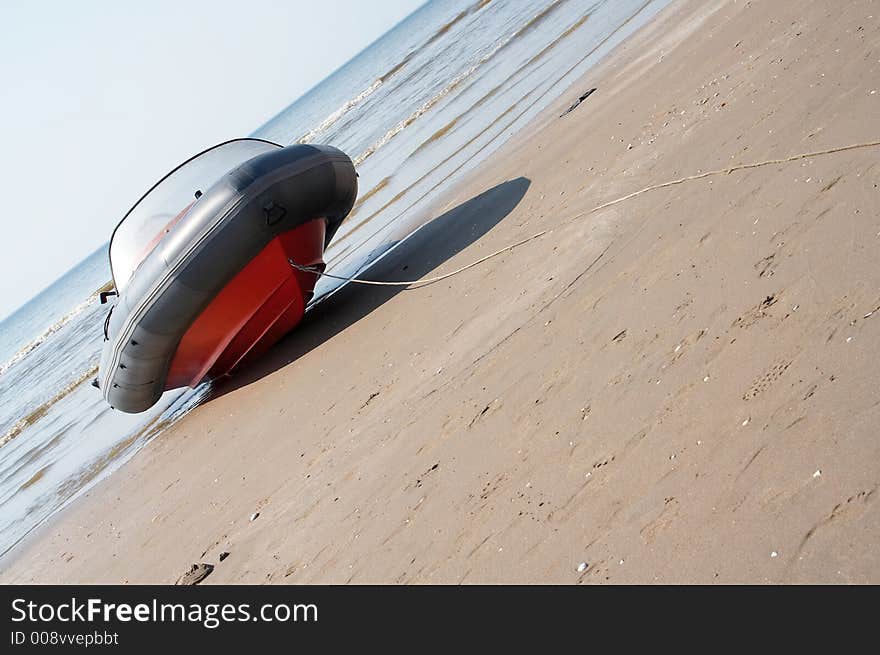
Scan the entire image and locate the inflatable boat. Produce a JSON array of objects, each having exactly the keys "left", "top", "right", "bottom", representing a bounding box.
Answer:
[{"left": 98, "top": 138, "right": 357, "bottom": 413}]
